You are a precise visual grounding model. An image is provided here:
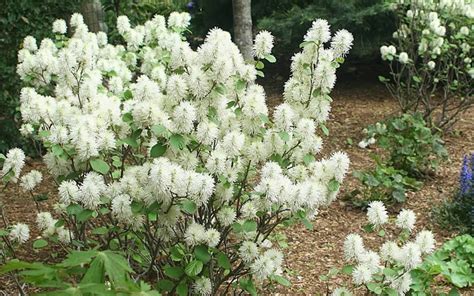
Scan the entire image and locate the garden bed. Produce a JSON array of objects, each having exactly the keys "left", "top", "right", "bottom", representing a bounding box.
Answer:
[{"left": 1, "top": 80, "right": 473, "bottom": 295}]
